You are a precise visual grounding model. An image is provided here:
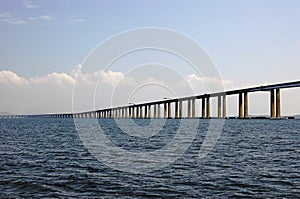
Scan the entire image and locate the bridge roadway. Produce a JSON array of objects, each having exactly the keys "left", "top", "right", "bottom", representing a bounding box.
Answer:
[{"left": 2, "top": 80, "right": 300, "bottom": 119}]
